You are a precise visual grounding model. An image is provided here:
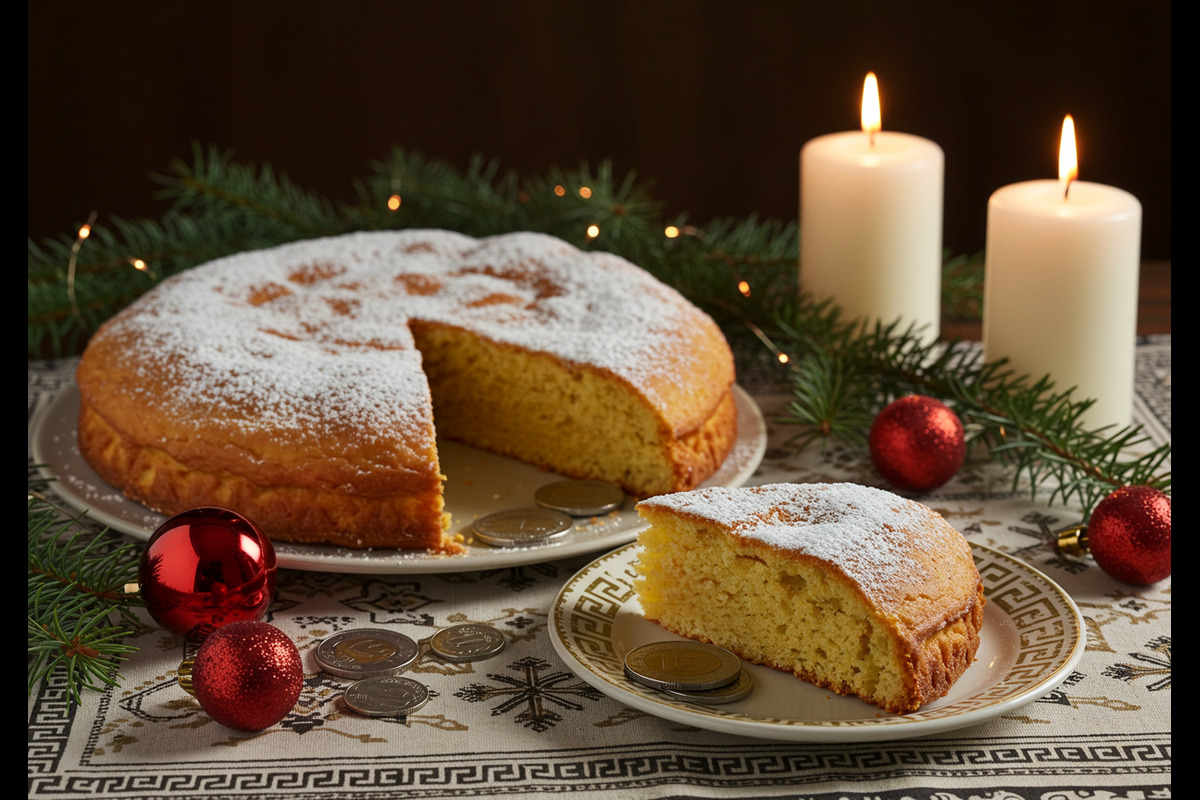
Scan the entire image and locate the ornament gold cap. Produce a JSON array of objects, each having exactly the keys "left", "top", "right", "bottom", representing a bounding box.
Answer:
[
  {"left": 1055, "top": 523, "right": 1089, "bottom": 556},
  {"left": 177, "top": 658, "right": 195, "bottom": 696}
]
